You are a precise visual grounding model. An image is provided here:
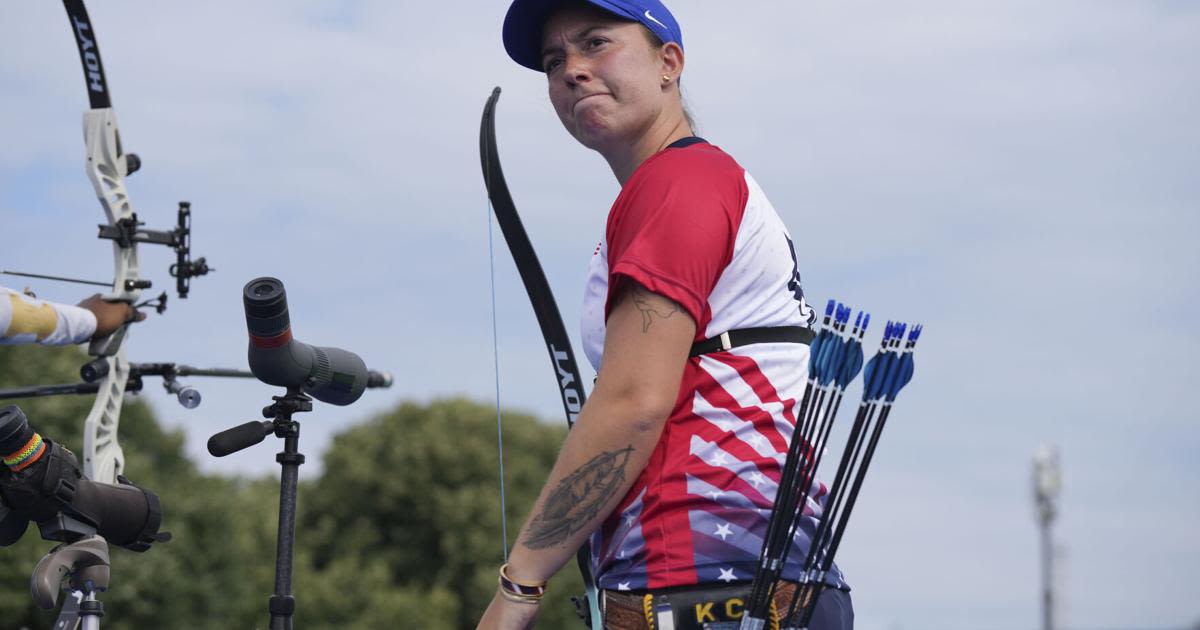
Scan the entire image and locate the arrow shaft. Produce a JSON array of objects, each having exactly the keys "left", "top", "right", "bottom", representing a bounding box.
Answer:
[{"left": 1, "top": 270, "right": 110, "bottom": 288}]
